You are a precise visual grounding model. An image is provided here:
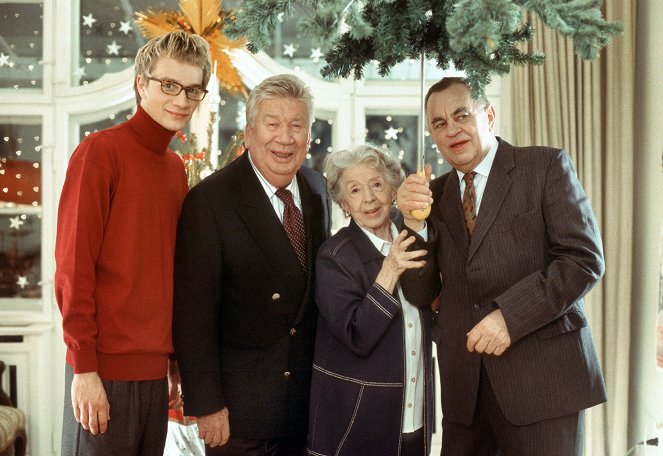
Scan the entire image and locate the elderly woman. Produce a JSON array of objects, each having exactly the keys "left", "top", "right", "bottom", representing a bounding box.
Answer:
[{"left": 307, "top": 144, "right": 434, "bottom": 456}]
